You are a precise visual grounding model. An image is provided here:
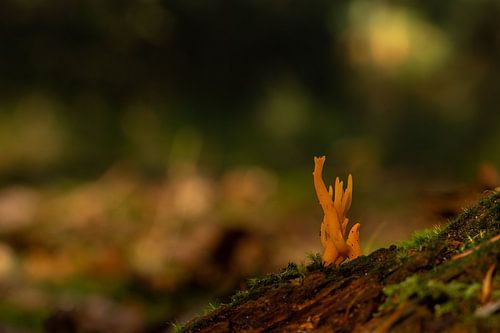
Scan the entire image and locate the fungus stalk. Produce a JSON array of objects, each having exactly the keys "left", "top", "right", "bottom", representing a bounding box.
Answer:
[{"left": 313, "top": 156, "right": 362, "bottom": 266}]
